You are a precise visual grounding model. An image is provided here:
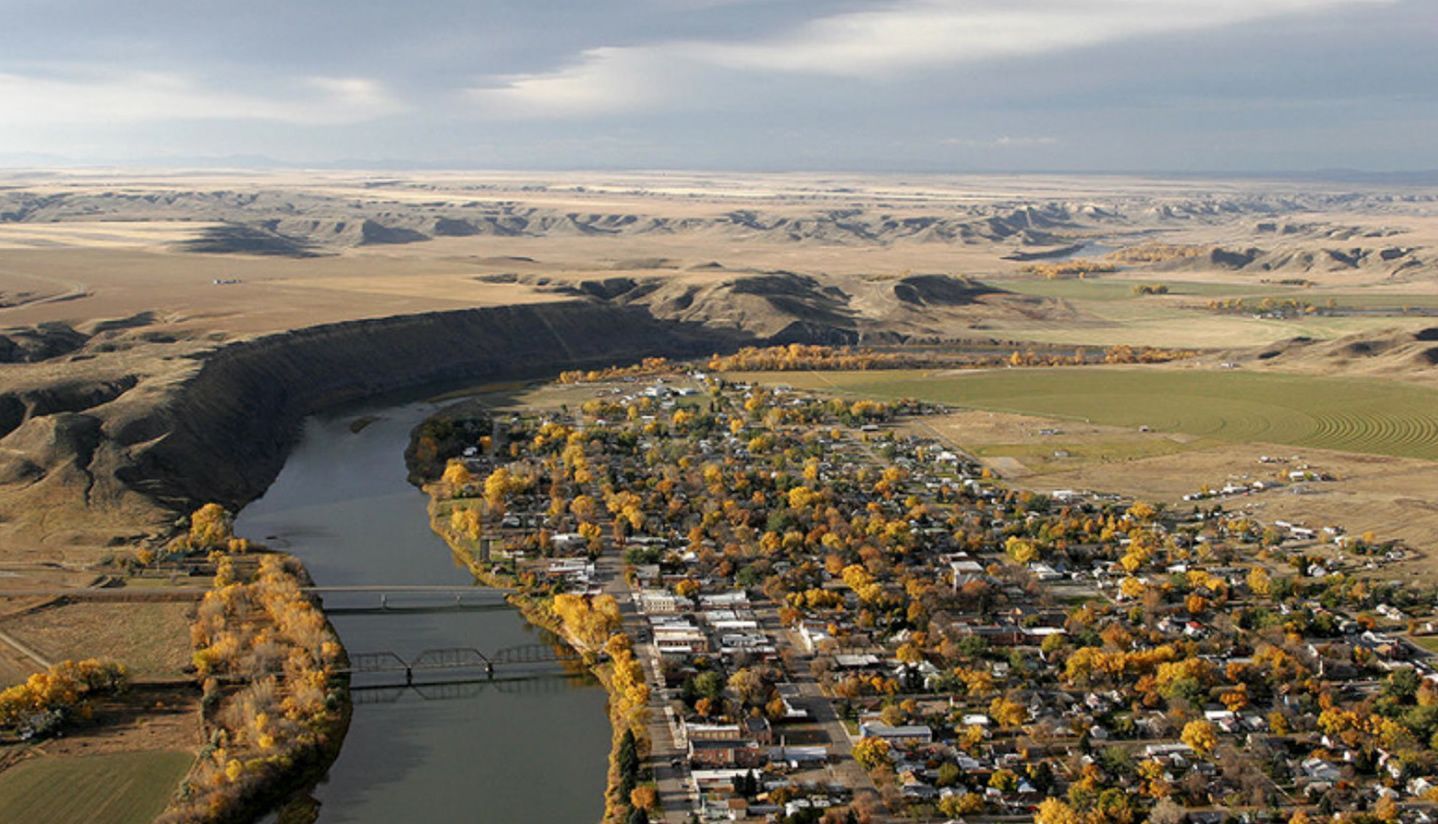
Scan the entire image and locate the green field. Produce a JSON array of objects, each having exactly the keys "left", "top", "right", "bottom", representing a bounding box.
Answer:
[
  {"left": 730, "top": 368, "right": 1438, "bottom": 461},
  {"left": 1241, "top": 292, "right": 1438, "bottom": 310},
  {"left": 0, "top": 750, "right": 192, "bottom": 824},
  {"left": 986, "top": 277, "right": 1291, "bottom": 302},
  {"left": 974, "top": 278, "right": 1438, "bottom": 348}
]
